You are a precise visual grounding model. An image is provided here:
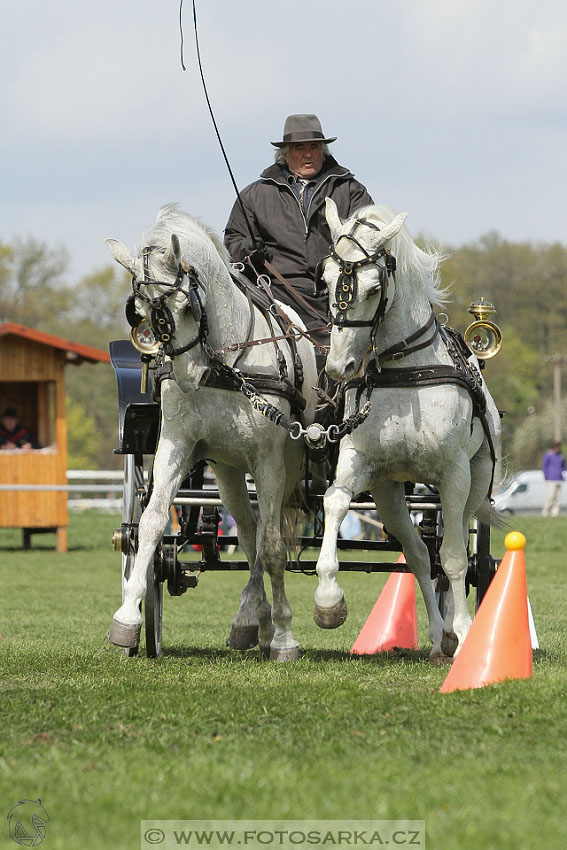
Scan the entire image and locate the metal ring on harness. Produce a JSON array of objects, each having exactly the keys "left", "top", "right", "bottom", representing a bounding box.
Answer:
[
  {"left": 289, "top": 422, "right": 303, "bottom": 440},
  {"left": 256, "top": 274, "right": 272, "bottom": 290},
  {"left": 326, "top": 424, "right": 341, "bottom": 443}
]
